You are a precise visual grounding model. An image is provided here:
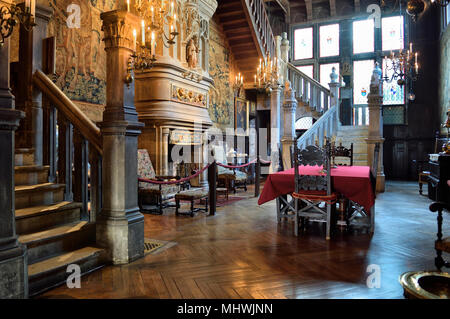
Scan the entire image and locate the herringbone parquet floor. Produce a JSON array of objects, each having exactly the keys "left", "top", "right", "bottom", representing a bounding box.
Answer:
[{"left": 38, "top": 181, "right": 442, "bottom": 299}]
